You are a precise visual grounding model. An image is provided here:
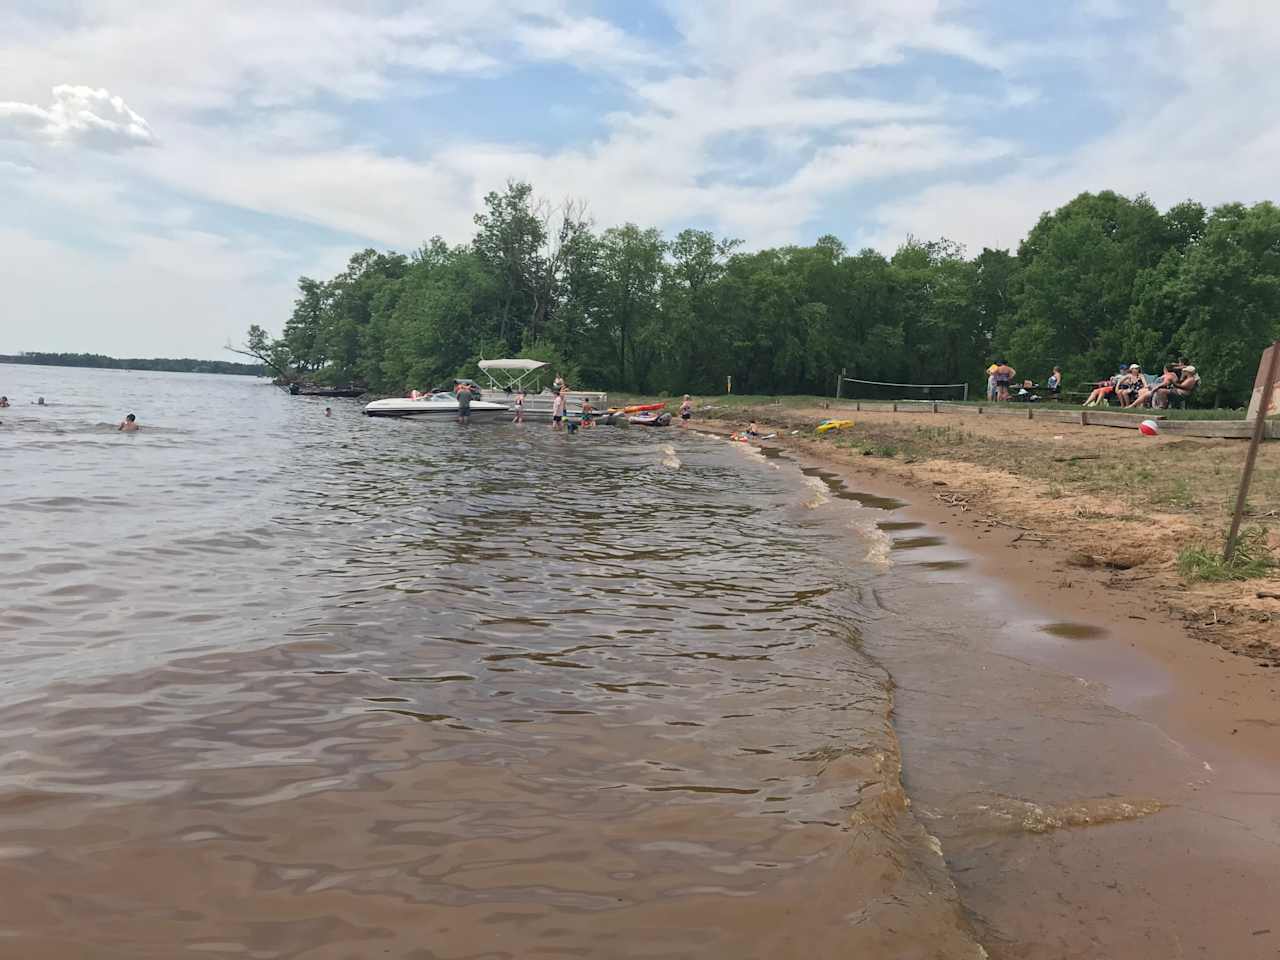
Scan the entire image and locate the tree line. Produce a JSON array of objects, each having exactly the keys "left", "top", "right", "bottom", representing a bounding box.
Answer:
[
  {"left": 1, "top": 352, "right": 266, "bottom": 376},
  {"left": 244, "top": 183, "right": 1280, "bottom": 406}
]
